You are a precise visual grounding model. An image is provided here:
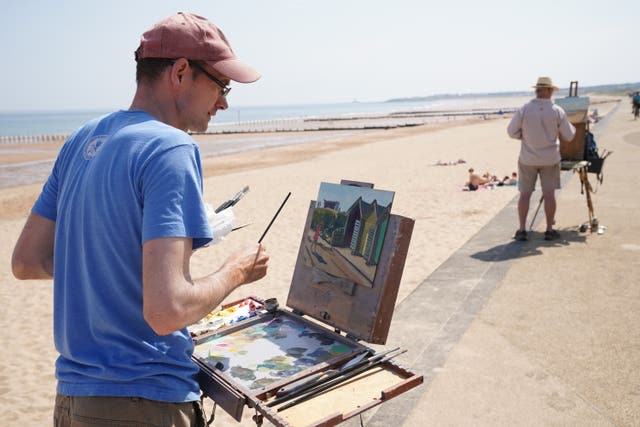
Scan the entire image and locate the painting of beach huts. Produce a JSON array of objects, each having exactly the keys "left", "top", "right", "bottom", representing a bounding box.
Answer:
[{"left": 303, "top": 182, "right": 394, "bottom": 287}]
